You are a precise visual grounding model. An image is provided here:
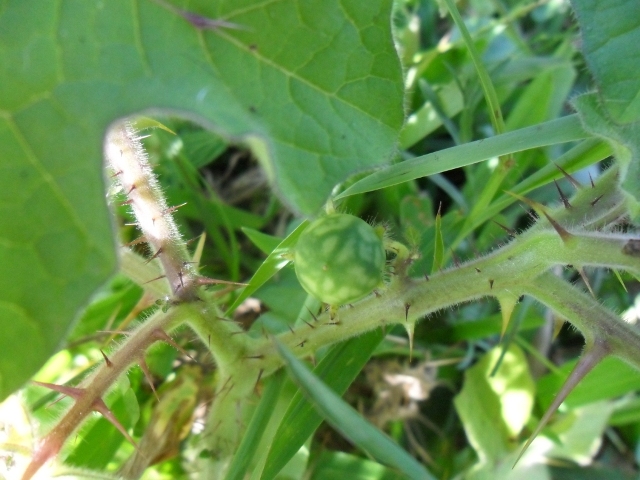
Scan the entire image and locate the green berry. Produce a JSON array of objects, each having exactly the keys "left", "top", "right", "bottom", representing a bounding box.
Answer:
[{"left": 294, "top": 213, "right": 385, "bottom": 305}]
